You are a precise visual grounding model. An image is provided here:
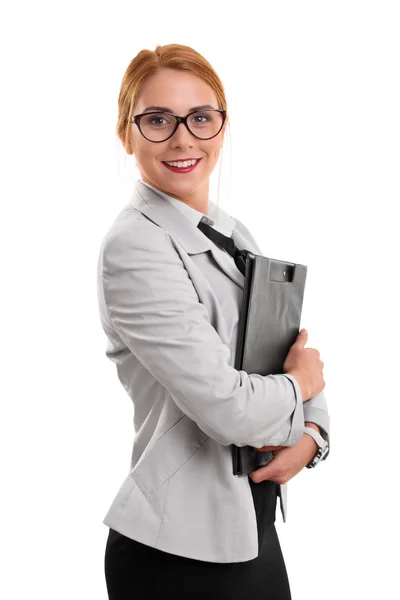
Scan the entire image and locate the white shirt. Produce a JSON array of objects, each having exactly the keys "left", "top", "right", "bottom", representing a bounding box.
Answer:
[{"left": 140, "top": 179, "right": 235, "bottom": 237}]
